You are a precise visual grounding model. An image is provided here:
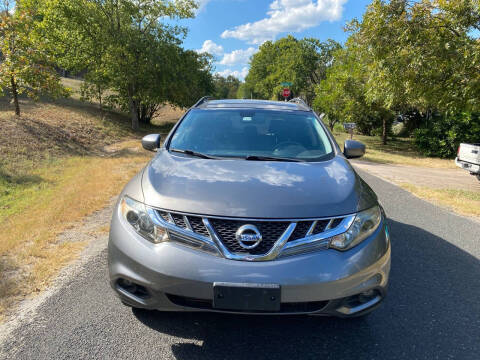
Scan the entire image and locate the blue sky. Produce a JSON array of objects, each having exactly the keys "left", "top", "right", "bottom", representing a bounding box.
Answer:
[{"left": 179, "top": 0, "right": 372, "bottom": 79}]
